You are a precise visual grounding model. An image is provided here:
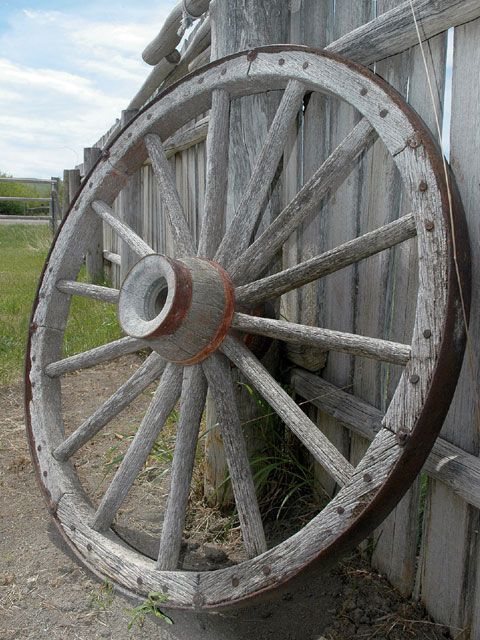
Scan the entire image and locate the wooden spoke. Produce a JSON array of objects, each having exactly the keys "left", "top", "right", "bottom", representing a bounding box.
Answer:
[
  {"left": 197, "top": 89, "right": 230, "bottom": 259},
  {"left": 92, "top": 362, "right": 183, "bottom": 532},
  {"left": 229, "top": 118, "right": 377, "bottom": 284},
  {"left": 232, "top": 314, "right": 411, "bottom": 366},
  {"left": 202, "top": 353, "right": 267, "bottom": 558},
  {"left": 53, "top": 354, "right": 165, "bottom": 461},
  {"left": 92, "top": 200, "right": 153, "bottom": 258},
  {"left": 215, "top": 80, "right": 306, "bottom": 268},
  {"left": 235, "top": 213, "right": 416, "bottom": 305},
  {"left": 221, "top": 335, "right": 354, "bottom": 487},
  {"left": 157, "top": 365, "right": 207, "bottom": 570},
  {"left": 56, "top": 279, "right": 119, "bottom": 304},
  {"left": 144, "top": 133, "right": 196, "bottom": 256},
  {"left": 45, "top": 337, "right": 145, "bottom": 378}
]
